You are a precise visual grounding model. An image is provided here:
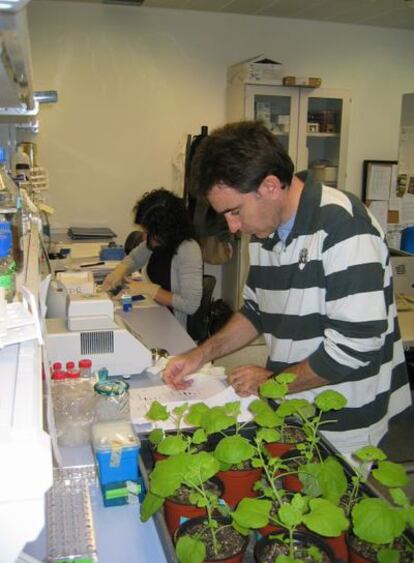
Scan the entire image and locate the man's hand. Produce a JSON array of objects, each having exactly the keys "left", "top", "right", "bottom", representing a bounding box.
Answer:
[
  {"left": 163, "top": 348, "right": 204, "bottom": 390},
  {"left": 228, "top": 365, "right": 272, "bottom": 397}
]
